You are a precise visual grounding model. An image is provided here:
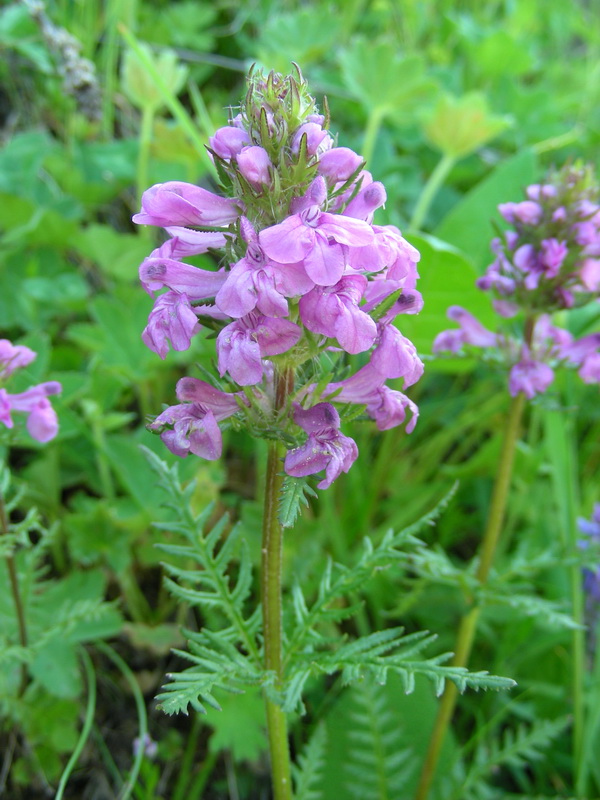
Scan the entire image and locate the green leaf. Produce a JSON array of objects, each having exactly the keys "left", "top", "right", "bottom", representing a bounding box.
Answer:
[
  {"left": 279, "top": 475, "right": 317, "bottom": 528},
  {"left": 424, "top": 93, "right": 511, "bottom": 159},
  {"left": 339, "top": 39, "right": 437, "bottom": 117},
  {"left": 206, "top": 688, "right": 267, "bottom": 762},
  {"left": 72, "top": 225, "right": 151, "bottom": 281},
  {"left": 391, "top": 233, "right": 497, "bottom": 358}
]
